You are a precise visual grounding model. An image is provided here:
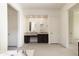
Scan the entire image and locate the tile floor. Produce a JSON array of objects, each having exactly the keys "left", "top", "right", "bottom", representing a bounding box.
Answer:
[
  {"left": 7, "top": 43, "right": 78, "bottom": 56},
  {"left": 23, "top": 43, "right": 78, "bottom": 56}
]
